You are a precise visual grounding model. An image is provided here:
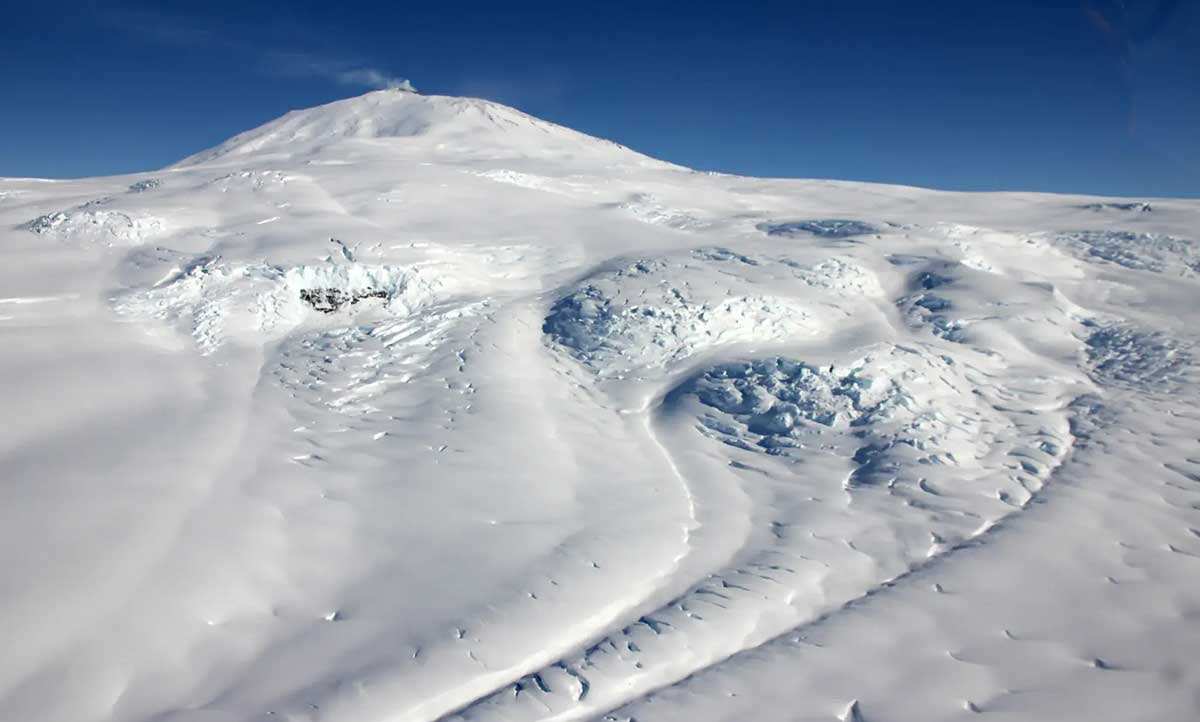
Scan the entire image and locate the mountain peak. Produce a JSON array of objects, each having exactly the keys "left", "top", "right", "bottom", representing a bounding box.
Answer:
[{"left": 173, "top": 90, "right": 655, "bottom": 168}]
